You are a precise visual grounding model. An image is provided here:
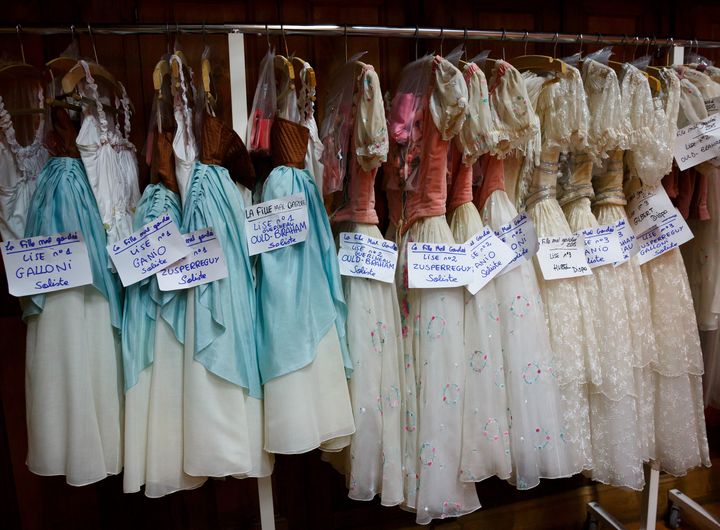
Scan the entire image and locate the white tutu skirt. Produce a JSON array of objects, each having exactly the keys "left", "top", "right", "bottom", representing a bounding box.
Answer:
[
  {"left": 123, "top": 311, "right": 206, "bottom": 497},
  {"left": 483, "top": 190, "right": 583, "bottom": 489},
  {"left": 25, "top": 287, "right": 122, "bottom": 486},
  {"left": 640, "top": 249, "right": 710, "bottom": 475},
  {"left": 398, "top": 214, "right": 481, "bottom": 524},
  {"left": 527, "top": 197, "right": 598, "bottom": 472},
  {"left": 563, "top": 198, "right": 643, "bottom": 490},
  {"left": 183, "top": 290, "right": 273, "bottom": 478},
  {"left": 594, "top": 202, "right": 660, "bottom": 461},
  {"left": 449, "top": 202, "right": 512, "bottom": 483},
  {"left": 326, "top": 222, "right": 404, "bottom": 506},
  {"left": 263, "top": 327, "right": 355, "bottom": 455}
]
